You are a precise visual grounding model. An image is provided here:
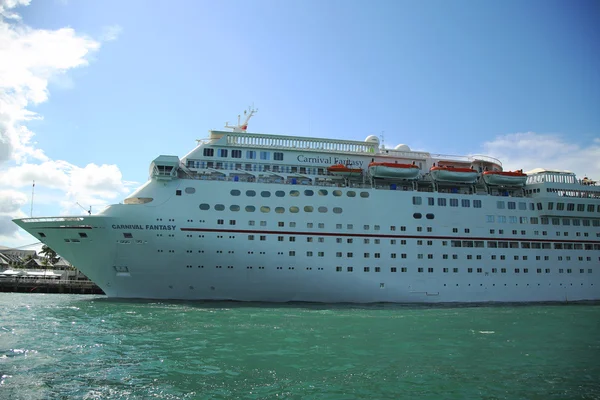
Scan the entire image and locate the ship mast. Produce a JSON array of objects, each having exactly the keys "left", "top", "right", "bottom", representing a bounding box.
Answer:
[{"left": 225, "top": 106, "right": 258, "bottom": 132}]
